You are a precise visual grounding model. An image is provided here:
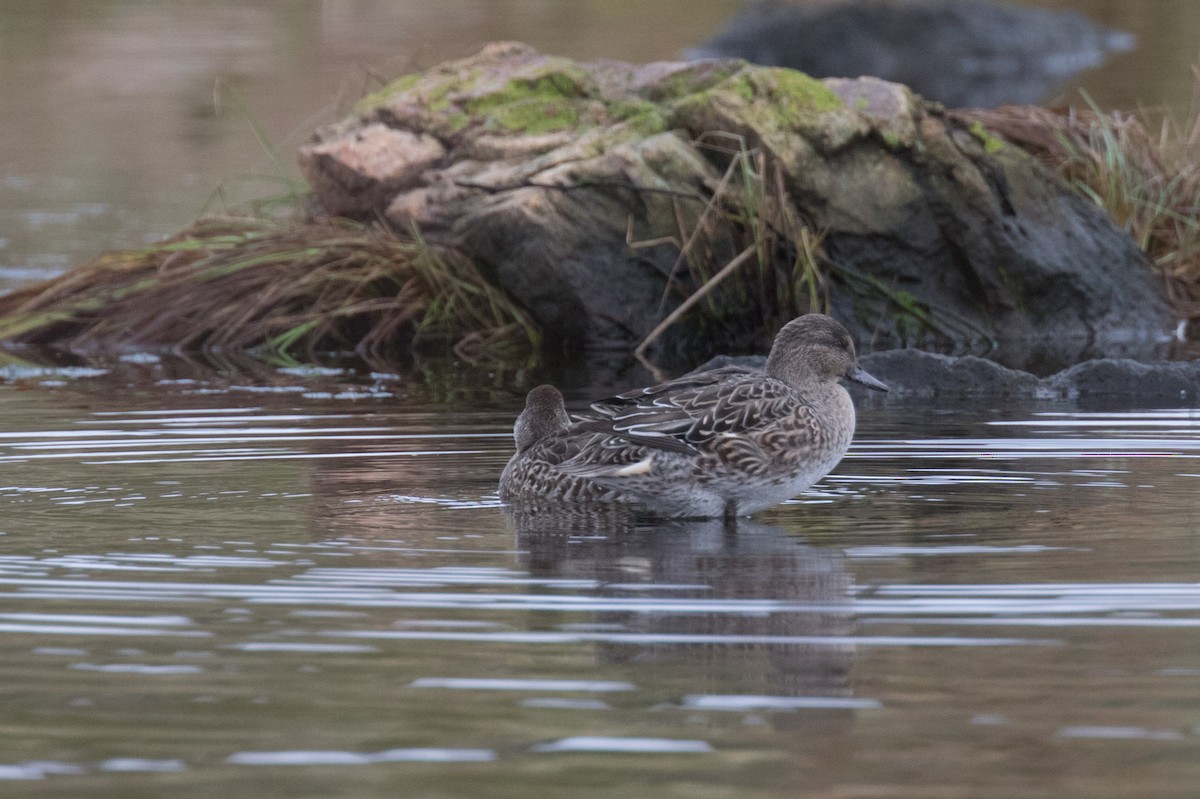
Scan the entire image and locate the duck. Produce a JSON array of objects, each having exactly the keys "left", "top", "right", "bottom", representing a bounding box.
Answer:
[
  {"left": 499, "top": 314, "right": 887, "bottom": 519},
  {"left": 498, "top": 384, "right": 625, "bottom": 503}
]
